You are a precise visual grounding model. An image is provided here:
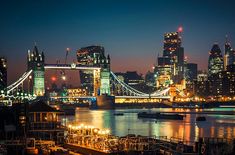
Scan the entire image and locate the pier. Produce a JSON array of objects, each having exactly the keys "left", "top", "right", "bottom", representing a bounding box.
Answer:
[{"left": 64, "top": 124, "right": 199, "bottom": 155}]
